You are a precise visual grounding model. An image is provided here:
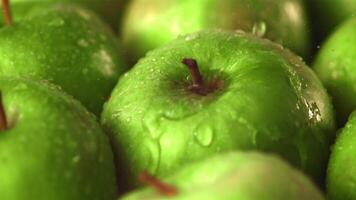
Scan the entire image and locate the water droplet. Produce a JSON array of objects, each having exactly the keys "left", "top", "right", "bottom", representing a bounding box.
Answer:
[
  {"left": 72, "top": 155, "right": 80, "bottom": 163},
  {"left": 252, "top": 21, "right": 267, "bottom": 37},
  {"left": 77, "top": 39, "right": 89, "bottom": 47},
  {"left": 185, "top": 33, "right": 199, "bottom": 41},
  {"left": 13, "top": 83, "right": 27, "bottom": 91},
  {"left": 93, "top": 49, "right": 115, "bottom": 76},
  {"left": 138, "top": 139, "right": 161, "bottom": 173},
  {"left": 296, "top": 141, "right": 308, "bottom": 169},
  {"left": 82, "top": 68, "right": 88, "bottom": 75},
  {"left": 193, "top": 125, "right": 214, "bottom": 147},
  {"left": 306, "top": 102, "right": 322, "bottom": 122},
  {"left": 238, "top": 118, "right": 258, "bottom": 145},
  {"left": 234, "top": 29, "right": 246, "bottom": 35},
  {"left": 99, "top": 34, "right": 107, "bottom": 41},
  {"left": 77, "top": 9, "right": 91, "bottom": 20},
  {"left": 143, "top": 112, "right": 167, "bottom": 140},
  {"left": 48, "top": 18, "right": 65, "bottom": 27},
  {"left": 296, "top": 104, "right": 300, "bottom": 110}
]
